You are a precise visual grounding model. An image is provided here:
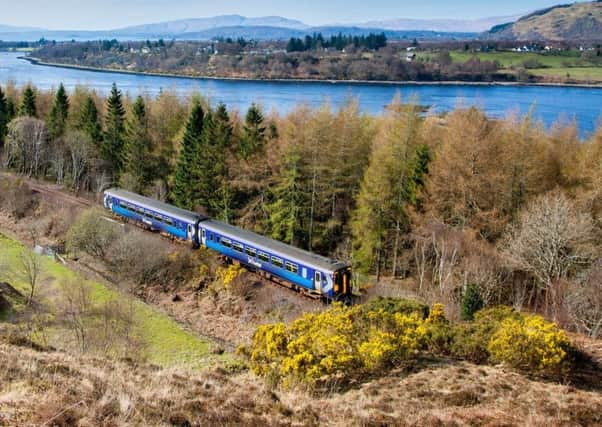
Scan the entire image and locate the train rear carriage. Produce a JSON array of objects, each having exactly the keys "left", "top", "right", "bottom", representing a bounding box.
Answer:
[
  {"left": 199, "top": 219, "right": 352, "bottom": 301},
  {"left": 103, "top": 189, "right": 206, "bottom": 246}
]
